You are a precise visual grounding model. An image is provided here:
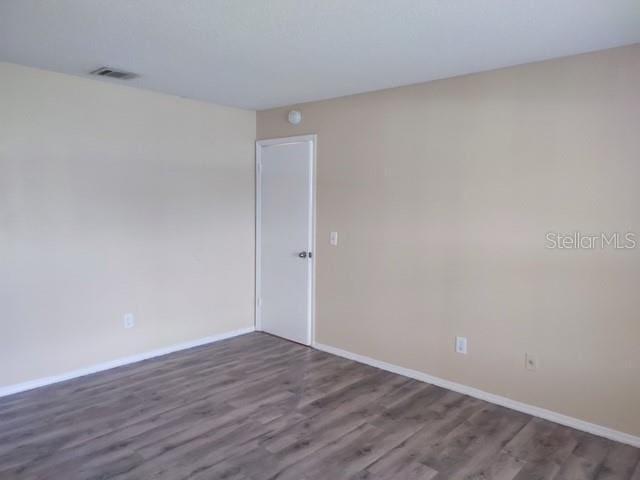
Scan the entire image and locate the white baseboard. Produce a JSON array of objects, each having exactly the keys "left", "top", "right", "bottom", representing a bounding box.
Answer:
[
  {"left": 313, "top": 341, "right": 640, "bottom": 448},
  {"left": 0, "top": 326, "right": 255, "bottom": 398}
]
